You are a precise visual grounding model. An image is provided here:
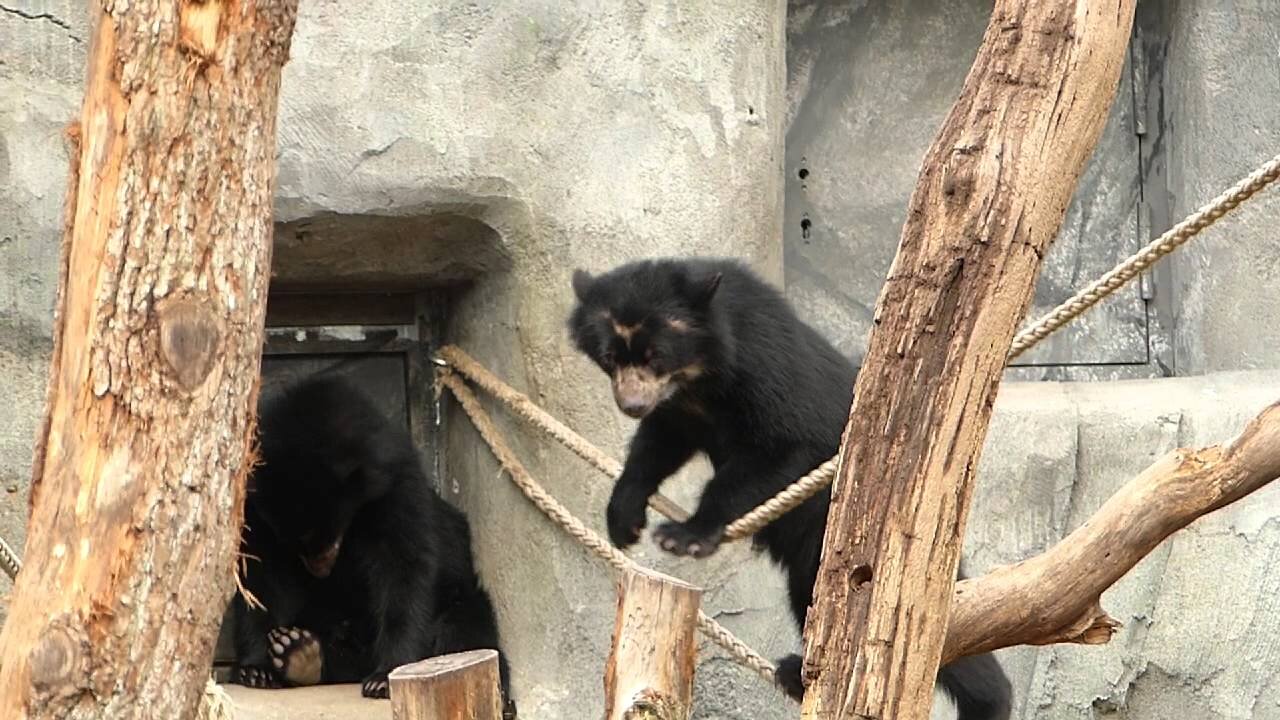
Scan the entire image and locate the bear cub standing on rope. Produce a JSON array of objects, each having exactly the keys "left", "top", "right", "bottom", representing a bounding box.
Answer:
[
  {"left": 233, "top": 376, "right": 515, "bottom": 716},
  {"left": 568, "top": 258, "right": 1012, "bottom": 720}
]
